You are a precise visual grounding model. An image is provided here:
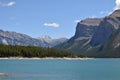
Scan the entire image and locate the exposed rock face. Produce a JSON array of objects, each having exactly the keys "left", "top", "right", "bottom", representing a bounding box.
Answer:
[
  {"left": 0, "top": 30, "right": 45, "bottom": 47},
  {"left": 90, "top": 10, "right": 120, "bottom": 46},
  {"left": 112, "top": 29, "right": 120, "bottom": 48},
  {"left": 55, "top": 9, "right": 120, "bottom": 57},
  {"left": 110, "top": 9, "right": 120, "bottom": 17},
  {"left": 72, "top": 18, "right": 102, "bottom": 40},
  {"left": 37, "top": 35, "right": 68, "bottom": 47},
  {"left": 0, "top": 30, "right": 67, "bottom": 47}
]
